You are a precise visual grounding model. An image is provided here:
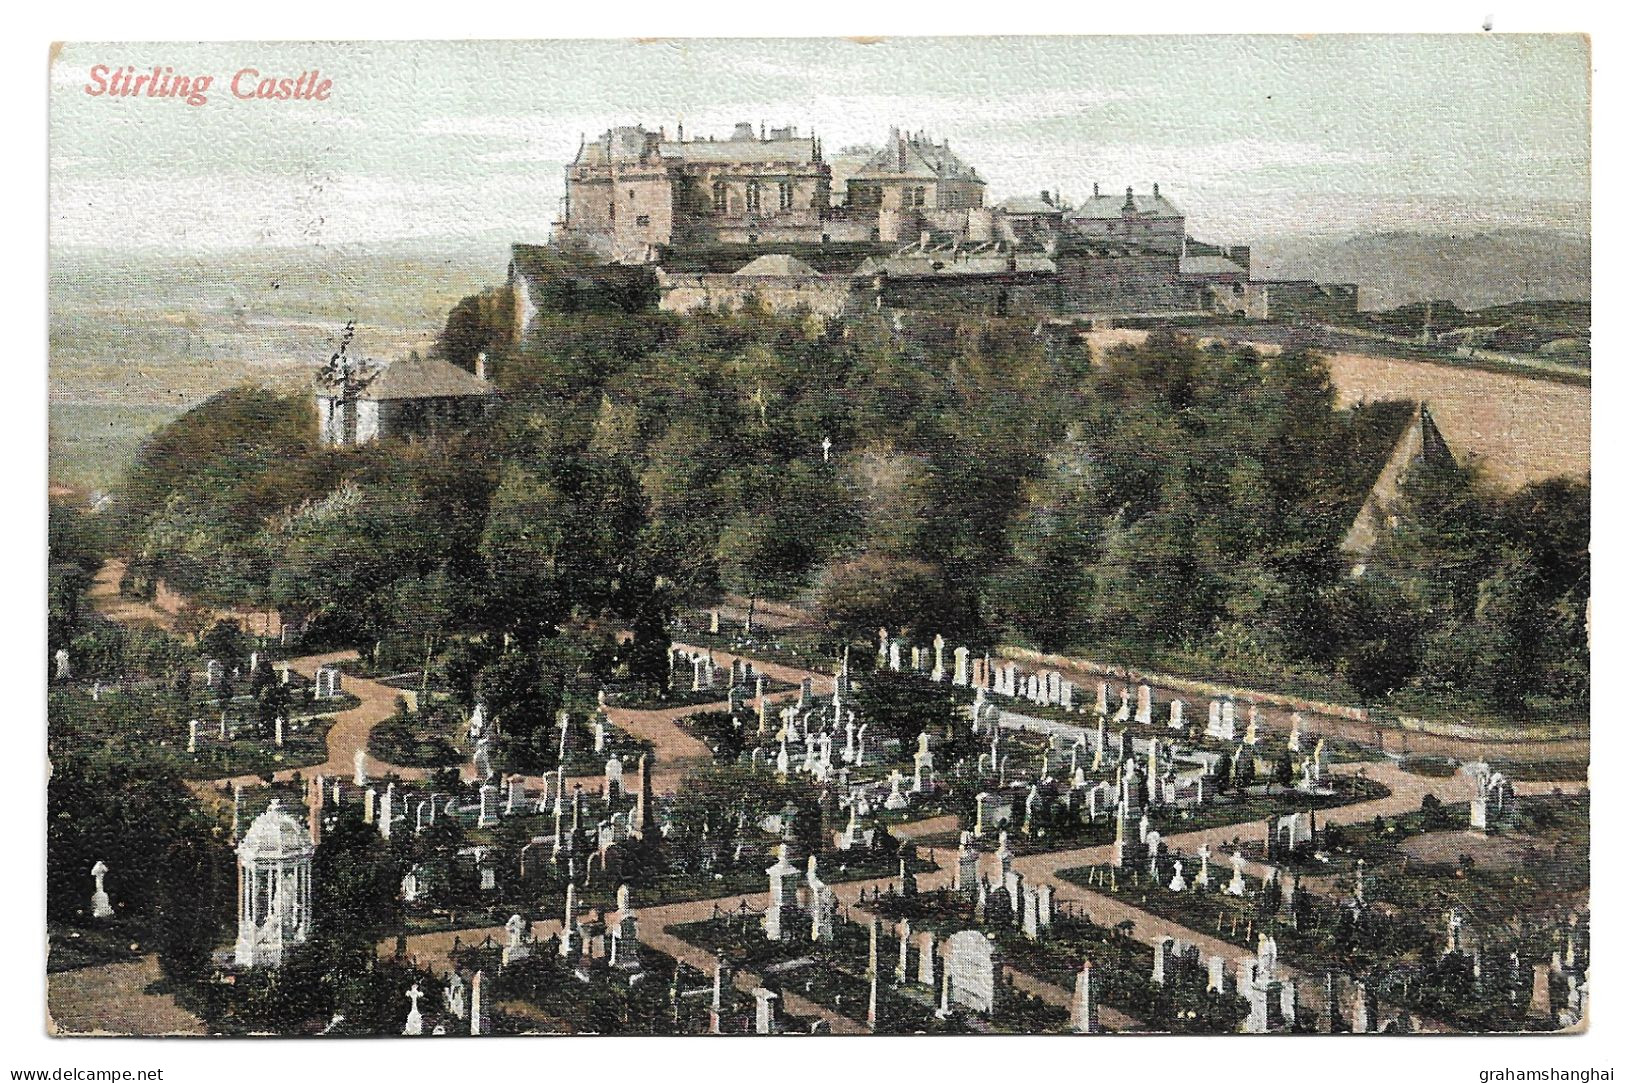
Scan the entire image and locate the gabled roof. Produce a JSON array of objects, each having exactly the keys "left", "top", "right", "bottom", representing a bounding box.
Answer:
[
  {"left": 1340, "top": 403, "right": 1456, "bottom": 564},
  {"left": 1179, "top": 256, "right": 1249, "bottom": 277},
  {"left": 853, "top": 129, "right": 982, "bottom": 183},
  {"left": 1072, "top": 187, "right": 1183, "bottom": 220},
  {"left": 357, "top": 355, "right": 495, "bottom": 402},
  {"left": 661, "top": 138, "right": 817, "bottom": 164},
  {"left": 997, "top": 194, "right": 1066, "bottom": 215},
  {"left": 733, "top": 253, "right": 824, "bottom": 277}
]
